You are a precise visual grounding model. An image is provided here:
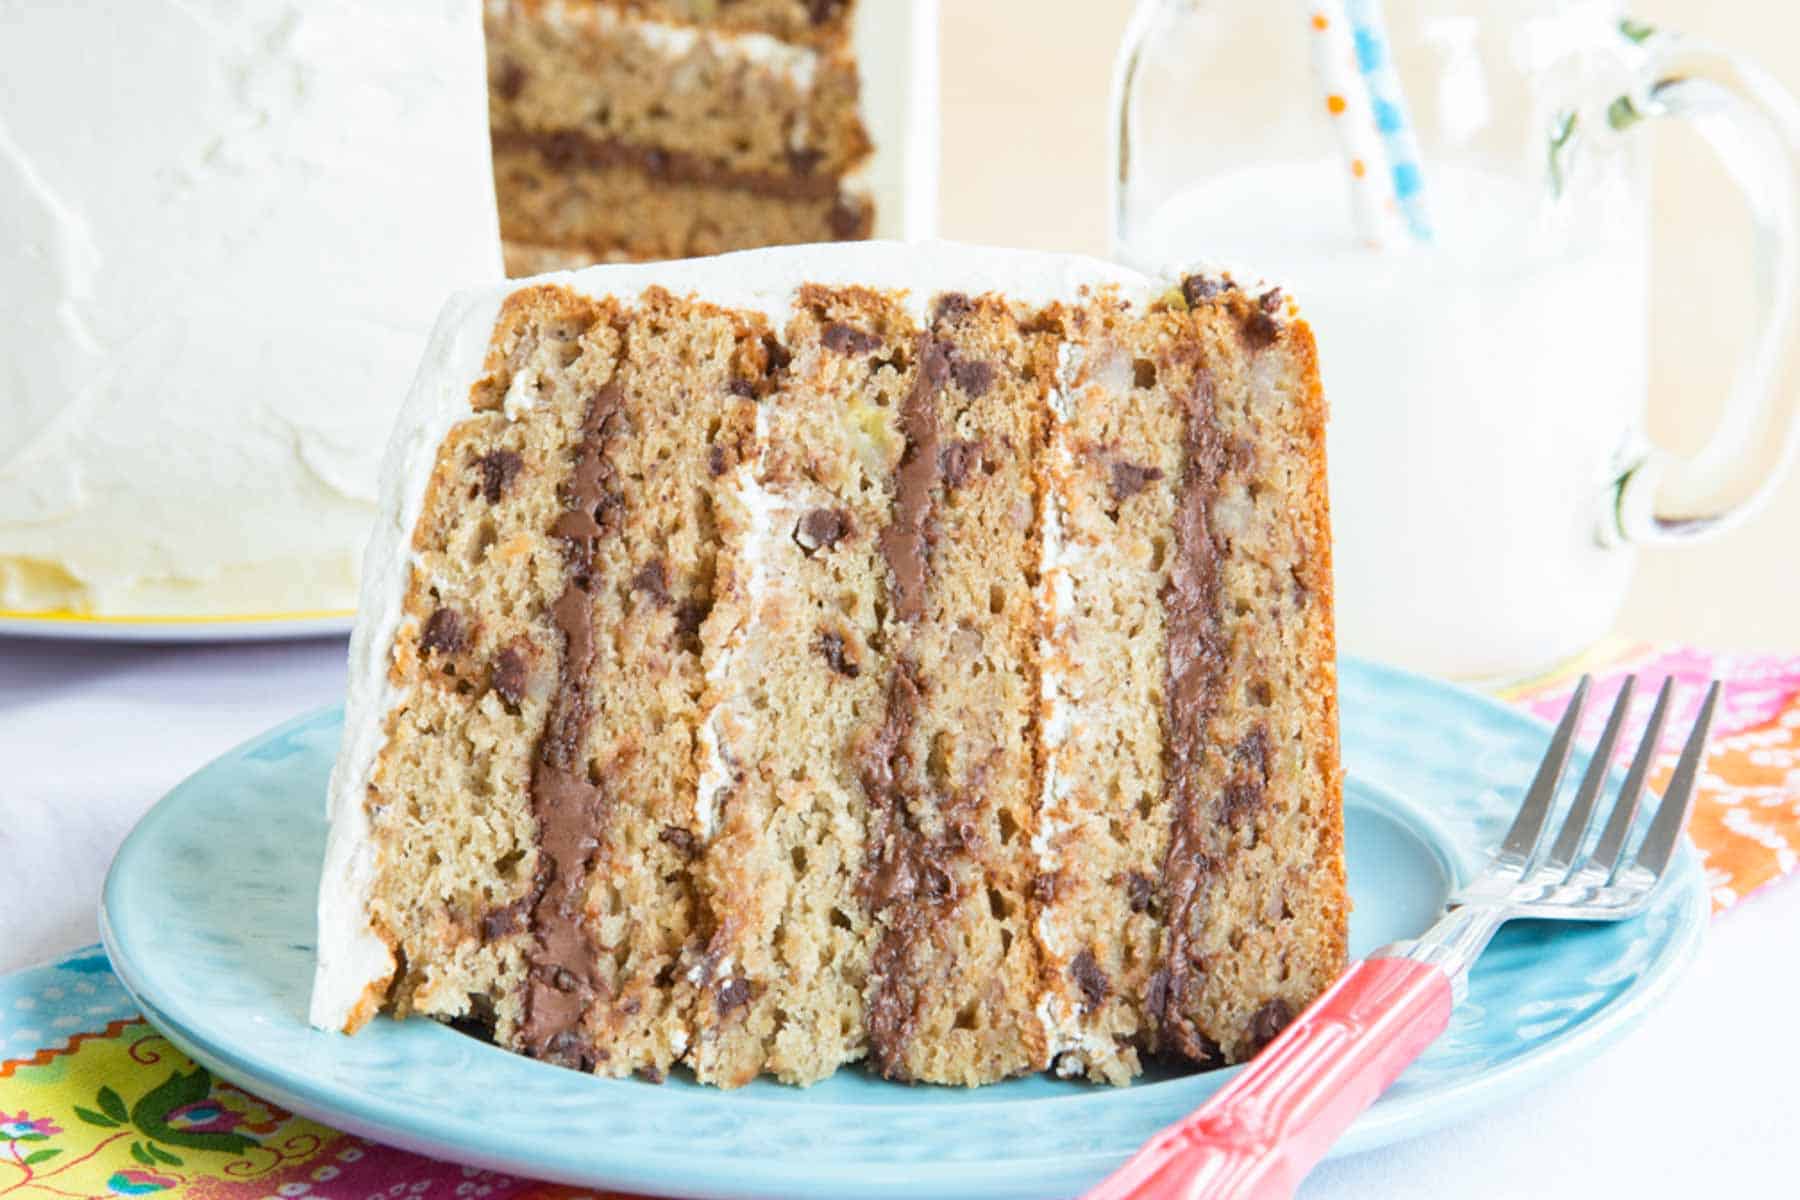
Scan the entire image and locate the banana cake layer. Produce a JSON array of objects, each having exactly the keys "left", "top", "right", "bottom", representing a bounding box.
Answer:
[{"left": 311, "top": 241, "right": 1347, "bottom": 1088}]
